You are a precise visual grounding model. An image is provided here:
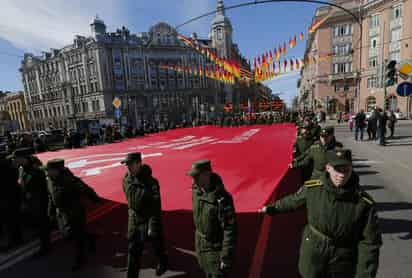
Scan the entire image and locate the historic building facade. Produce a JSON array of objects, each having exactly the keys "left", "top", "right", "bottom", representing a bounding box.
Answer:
[
  {"left": 298, "top": 0, "right": 412, "bottom": 116},
  {"left": 0, "top": 91, "right": 29, "bottom": 131},
  {"left": 20, "top": 0, "right": 254, "bottom": 130}
]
